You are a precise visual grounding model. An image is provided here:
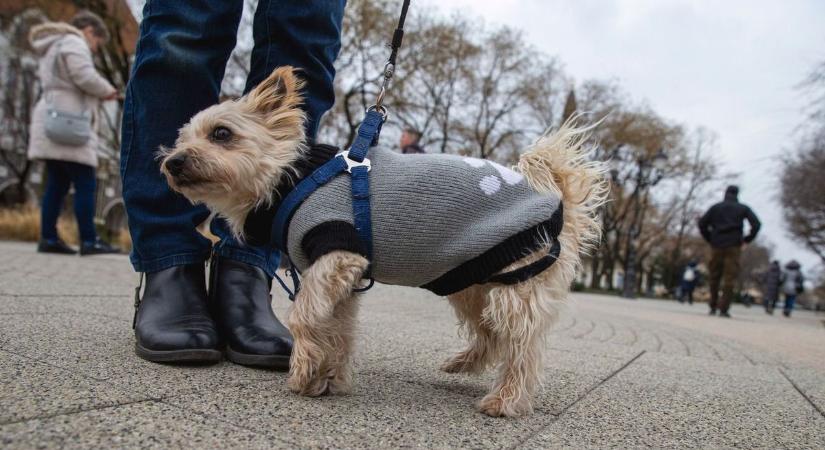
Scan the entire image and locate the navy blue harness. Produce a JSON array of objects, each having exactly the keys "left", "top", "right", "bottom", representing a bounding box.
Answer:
[{"left": 270, "top": 110, "right": 385, "bottom": 297}]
